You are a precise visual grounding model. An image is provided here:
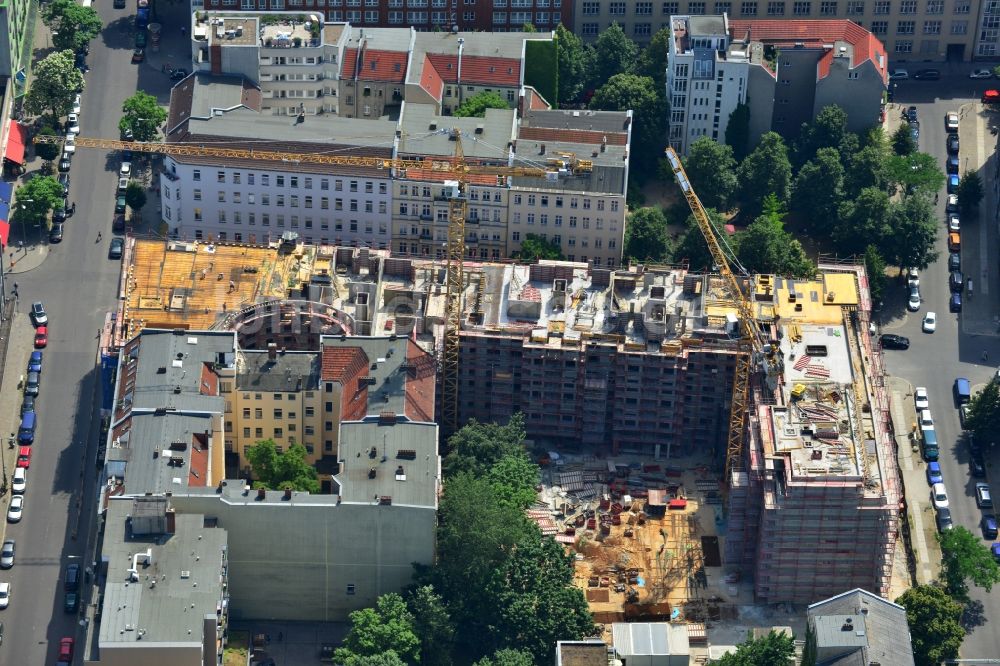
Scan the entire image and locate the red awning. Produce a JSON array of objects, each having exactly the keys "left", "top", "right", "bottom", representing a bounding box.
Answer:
[
  {"left": 4, "top": 121, "right": 27, "bottom": 165},
  {"left": 0, "top": 220, "right": 9, "bottom": 248}
]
